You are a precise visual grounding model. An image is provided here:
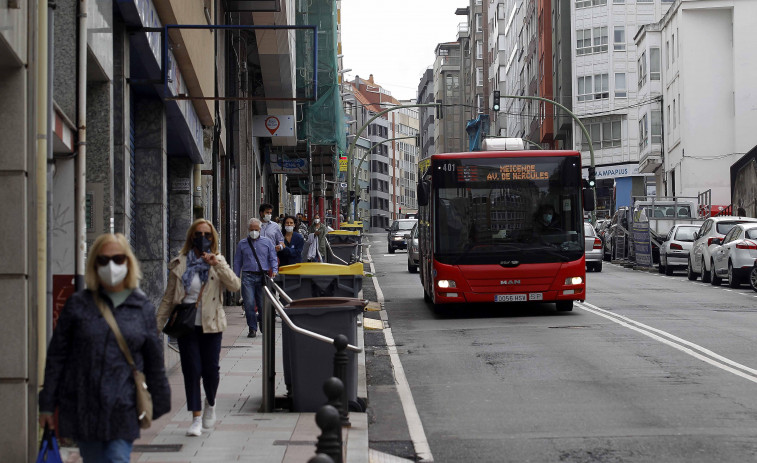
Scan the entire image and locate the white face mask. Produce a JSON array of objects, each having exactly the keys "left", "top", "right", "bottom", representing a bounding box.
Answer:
[
  {"left": 98, "top": 261, "right": 128, "bottom": 288},
  {"left": 285, "top": 226, "right": 294, "bottom": 233},
  {"left": 314, "top": 218, "right": 320, "bottom": 224},
  {"left": 249, "top": 230, "right": 260, "bottom": 240},
  {"left": 263, "top": 214, "right": 272, "bottom": 222}
]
